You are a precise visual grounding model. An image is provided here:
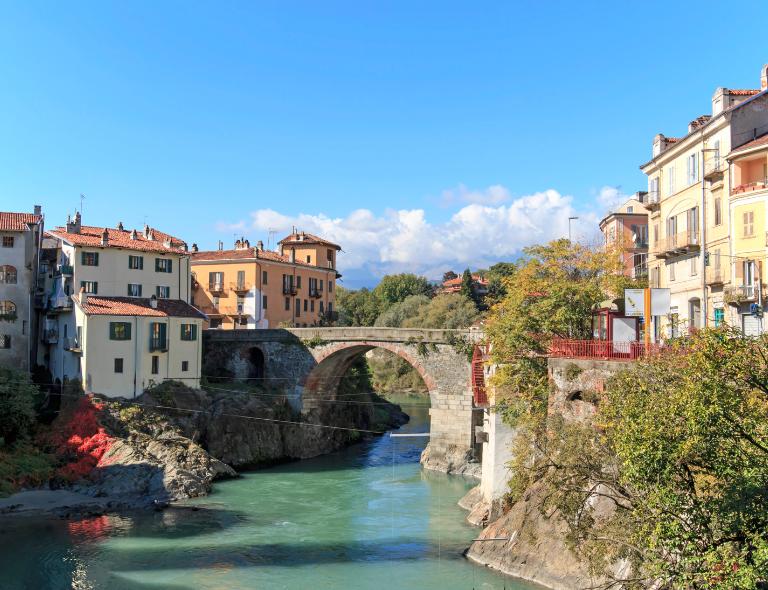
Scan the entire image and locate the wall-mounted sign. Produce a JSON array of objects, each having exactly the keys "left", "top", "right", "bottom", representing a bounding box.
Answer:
[{"left": 624, "top": 289, "right": 645, "bottom": 317}]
